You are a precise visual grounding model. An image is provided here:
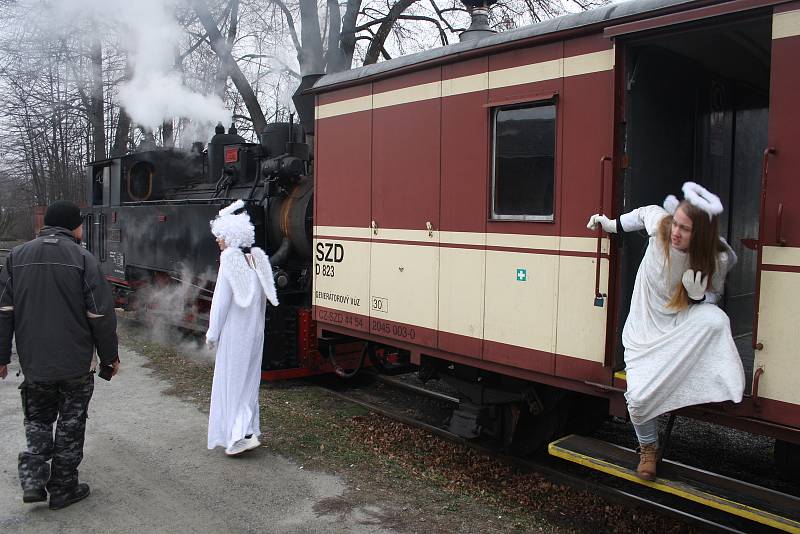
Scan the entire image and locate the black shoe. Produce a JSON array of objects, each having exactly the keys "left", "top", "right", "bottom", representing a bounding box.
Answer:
[
  {"left": 49, "top": 483, "right": 90, "bottom": 510},
  {"left": 22, "top": 488, "right": 47, "bottom": 503}
]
